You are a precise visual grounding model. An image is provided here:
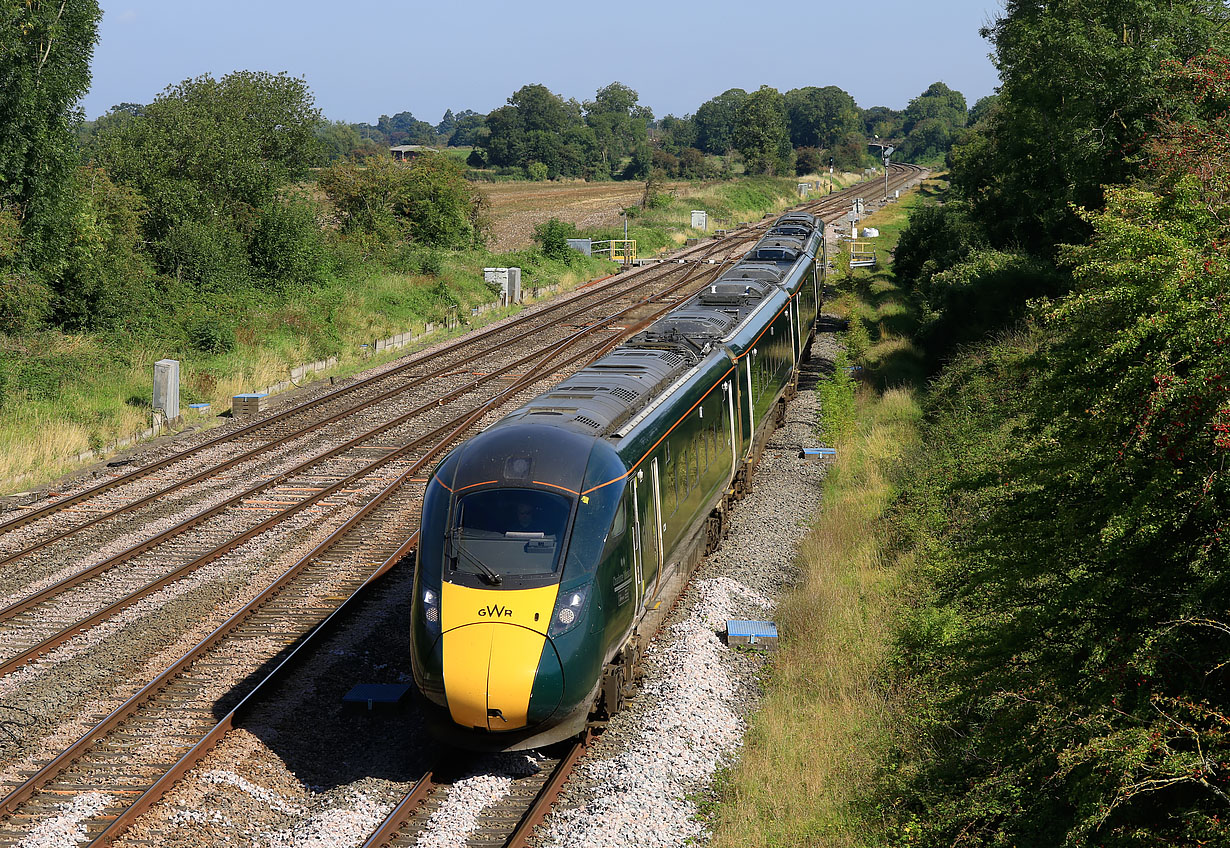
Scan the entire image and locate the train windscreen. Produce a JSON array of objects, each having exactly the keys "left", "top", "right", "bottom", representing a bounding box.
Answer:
[{"left": 451, "top": 488, "right": 572, "bottom": 579}]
